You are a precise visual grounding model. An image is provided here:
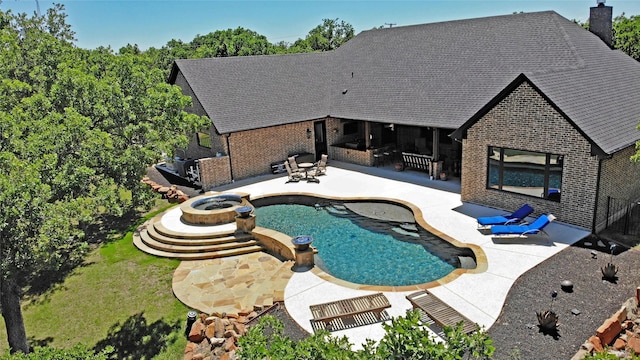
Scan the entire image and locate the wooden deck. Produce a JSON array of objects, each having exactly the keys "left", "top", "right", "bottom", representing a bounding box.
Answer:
[
  {"left": 309, "top": 293, "right": 391, "bottom": 332},
  {"left": 406, "top": 290, "right": 477, "bottom": 334}
]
